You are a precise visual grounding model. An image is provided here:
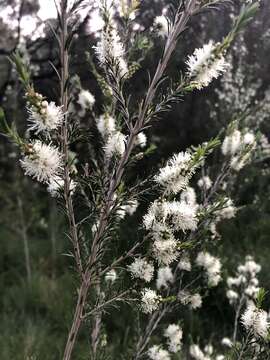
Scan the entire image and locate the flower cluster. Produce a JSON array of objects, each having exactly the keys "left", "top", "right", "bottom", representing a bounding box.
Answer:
[
  {"left": 94, "top": 22, "right": 127, "bottom": 76},
  {"left": 226, "top": 255, "right": 261, "bottom": 304},
  {"left": 154, "top": 152, "right": 193, "bottom": 194},
  {"left": 128, "top": 258, "right": 154, "bottom": 283},
  {"left": 164, "top": 324, "right": 183, "bottom": 353},
  {"left": 26, "top": 90, "right": 64, "bottom": 134},
  {"left": 96, "top": 114, "right": 127, "bottom": 158},
  {"left": 241, "top": 304, "right": 269, "bottom": 339},
  {"left": 186, "top": 41, "right": 229, "bottom": 90},
  {"left": 20, "top": 141, "right": 63, "bottom": 183},
  {"left": 221, "top": 128, "right": 256, "bottom": 171},
  {"left": 196, "top": 252, "right": 222, "bottom": 287},
  {"left": 141, "top": 288, "right": 161, "bottom": 314}
]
